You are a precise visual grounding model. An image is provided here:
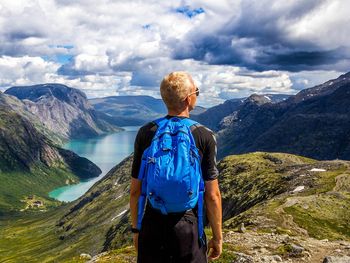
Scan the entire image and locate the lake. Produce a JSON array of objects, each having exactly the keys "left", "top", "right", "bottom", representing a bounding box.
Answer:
[{"left": 49, "top": 126, "right": 139, "bottom": 202}]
